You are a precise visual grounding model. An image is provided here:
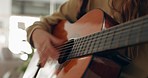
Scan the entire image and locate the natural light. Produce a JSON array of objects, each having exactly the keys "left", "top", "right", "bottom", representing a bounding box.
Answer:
[{"left": 9, "top": 16, "right": 39, "bottom": 60}]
